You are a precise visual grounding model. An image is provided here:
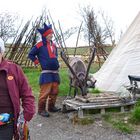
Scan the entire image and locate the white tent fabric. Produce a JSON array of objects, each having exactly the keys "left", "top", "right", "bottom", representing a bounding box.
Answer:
[{"left": 94, "top": 11, "right": 140, "bottom": 92}]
